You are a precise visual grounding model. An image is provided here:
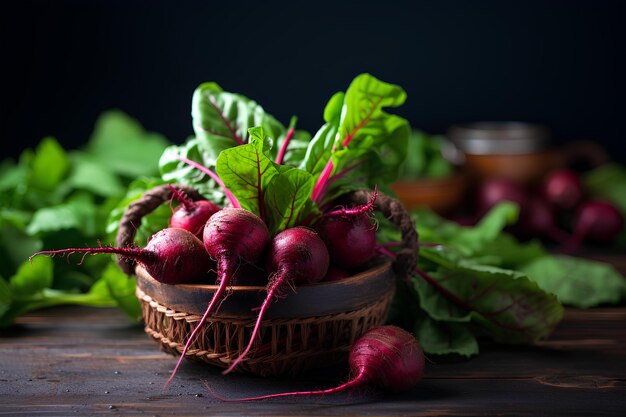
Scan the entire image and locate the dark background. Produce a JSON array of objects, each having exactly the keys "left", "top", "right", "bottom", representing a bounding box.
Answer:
[{"left": 2, "top": 0, "right": 624, "bottom": 162}]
